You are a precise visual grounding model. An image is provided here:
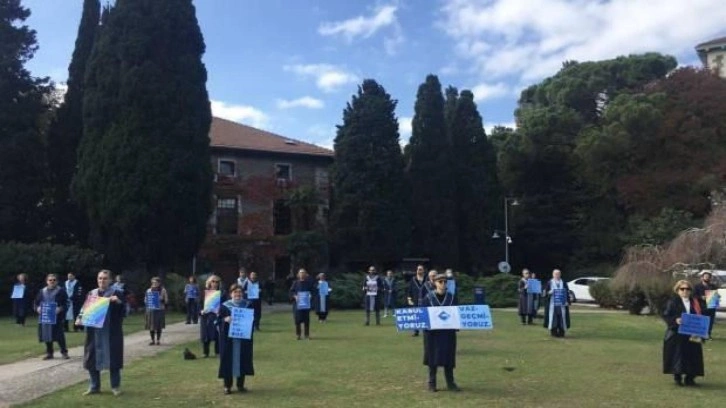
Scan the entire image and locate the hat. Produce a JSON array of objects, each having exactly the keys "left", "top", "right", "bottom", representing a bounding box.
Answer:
[{"left": 434, "top": 273, "right": 447, "bottom": 282}]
